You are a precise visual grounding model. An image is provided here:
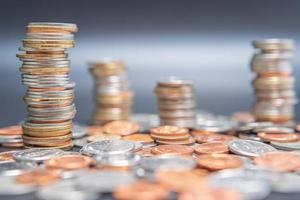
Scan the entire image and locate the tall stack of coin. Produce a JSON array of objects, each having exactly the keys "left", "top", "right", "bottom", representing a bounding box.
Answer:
[
  {"left": 17, "top": 22, "right": 78, "bottom": 149},
  {"left": 89, "top": 60, "right": 134, "bottom": 125},
  {"left": 154, "top": 77, "right": 197, "bottom": 128},
  {"left": 251, "top": 39, "right": 296, "bottom": 124}
]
